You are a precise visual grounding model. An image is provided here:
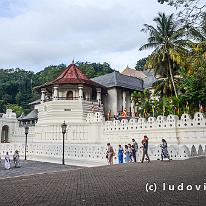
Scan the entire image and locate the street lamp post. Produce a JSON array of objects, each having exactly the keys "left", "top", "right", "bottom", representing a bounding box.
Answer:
[
  {"left": 61, "top": 121, "right": 67, "bottom": 165},
  {"left": 24, "top": 125, "right": 29, "bottom": 160}
]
